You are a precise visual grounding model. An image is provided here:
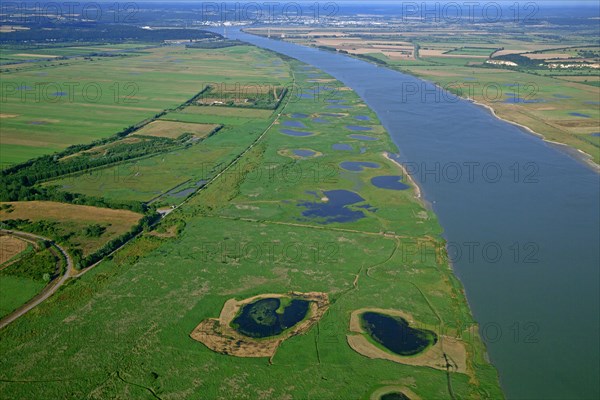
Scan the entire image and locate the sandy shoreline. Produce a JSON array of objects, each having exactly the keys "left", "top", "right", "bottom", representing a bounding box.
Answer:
[{"left": 383, "top": 151, "right": 422, "bottom": 199}]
